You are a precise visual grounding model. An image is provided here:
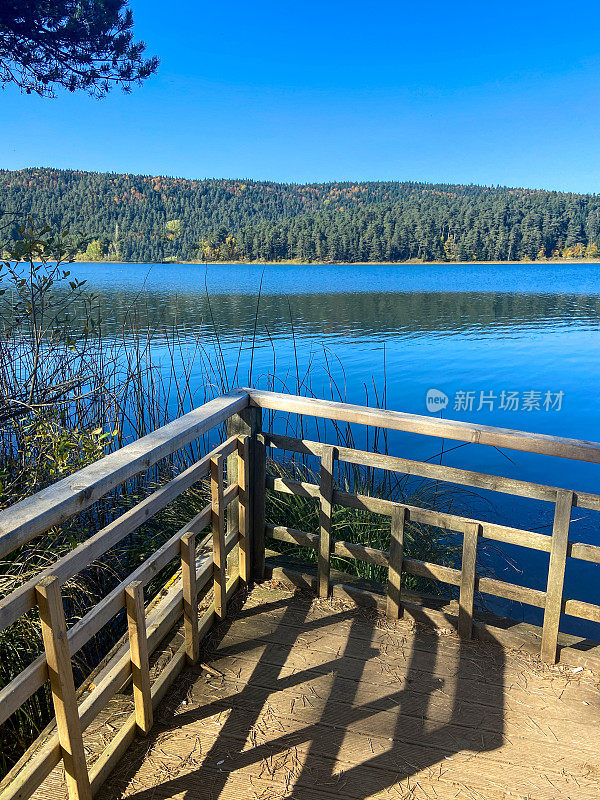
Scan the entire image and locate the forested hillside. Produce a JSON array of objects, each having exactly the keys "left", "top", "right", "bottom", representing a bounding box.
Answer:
[{"left": 1, "top": 168, "right": 600, "bottom": 262}]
